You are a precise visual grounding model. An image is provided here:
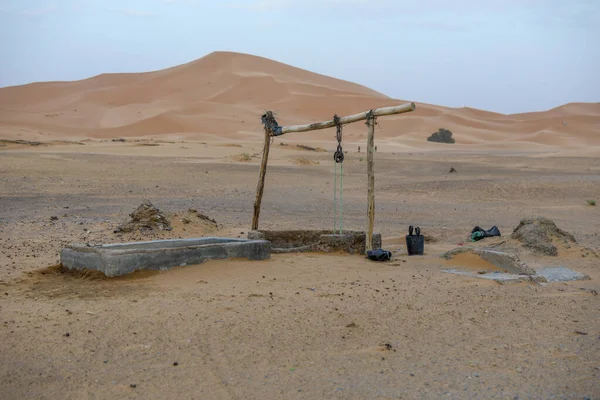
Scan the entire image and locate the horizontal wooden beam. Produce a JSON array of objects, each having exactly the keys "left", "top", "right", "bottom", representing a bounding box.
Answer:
[{"left": 271, "top": 102, "right": 416, "bottom": 136}]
